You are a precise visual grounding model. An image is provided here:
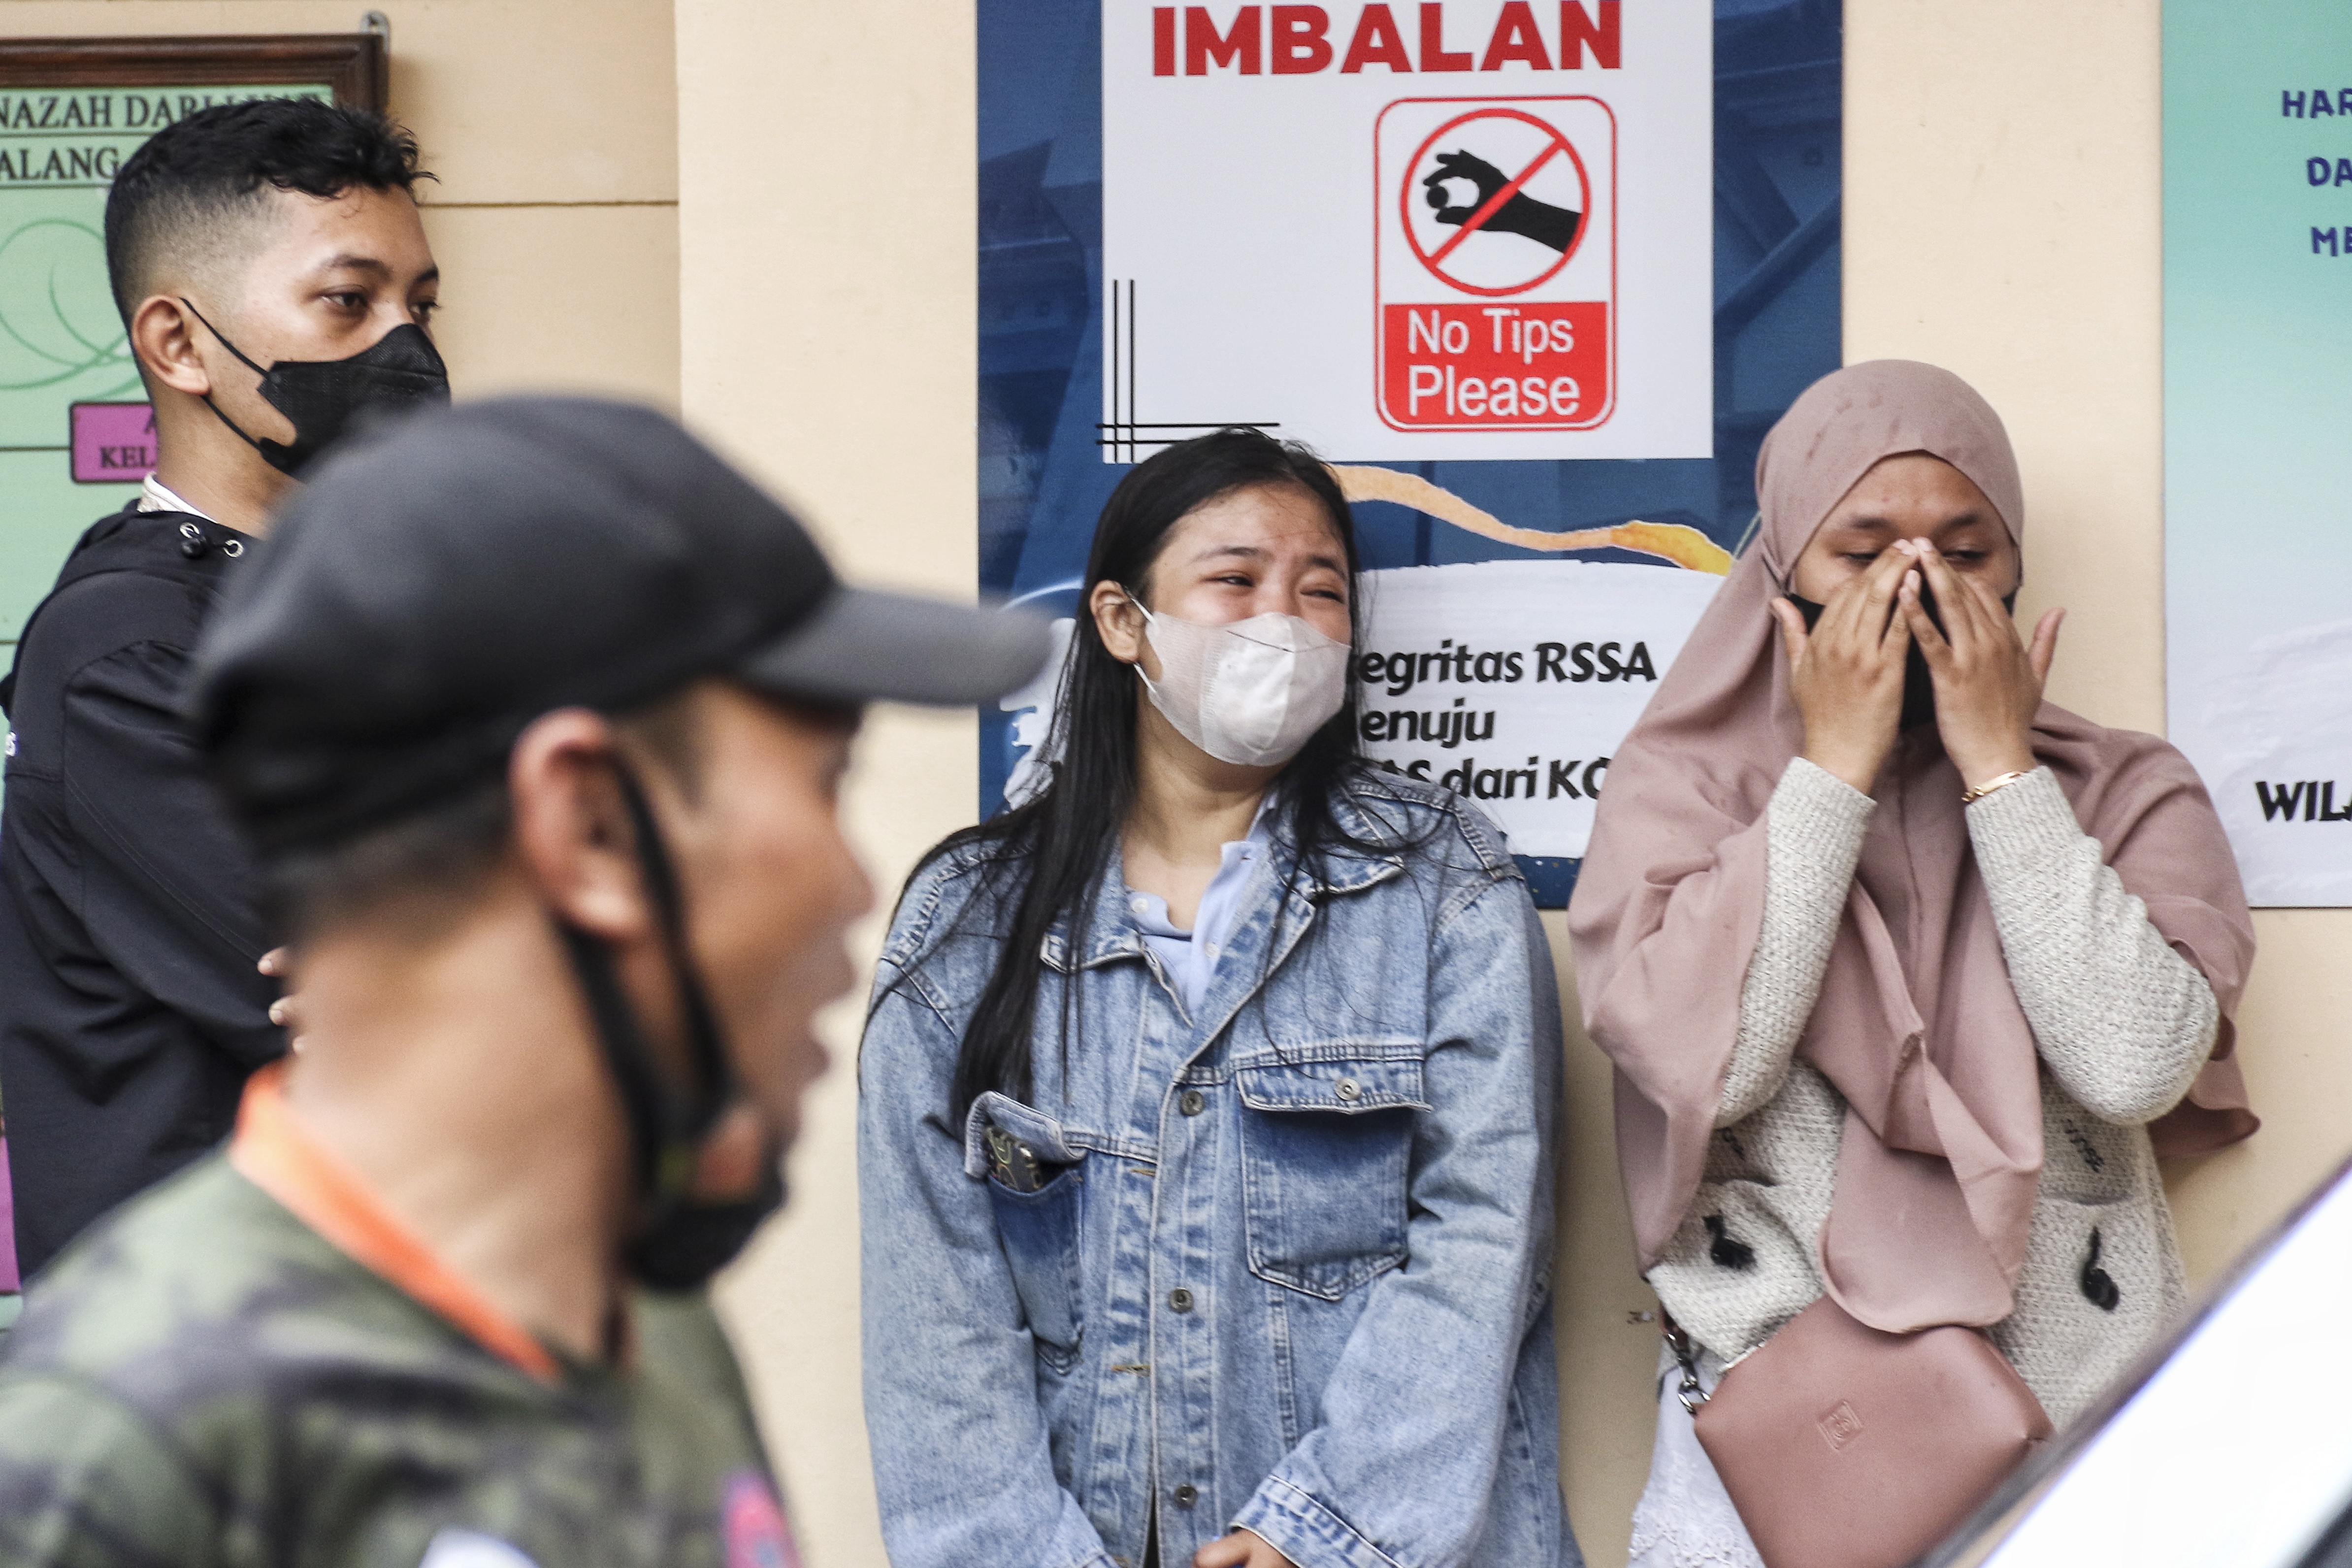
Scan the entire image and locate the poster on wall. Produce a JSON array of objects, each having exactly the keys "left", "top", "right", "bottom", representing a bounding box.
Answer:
[
  {"left": 2163, "top": 1, "right": 2352, "bottom": 906},
  {"left": 980, "top": 0, "right": 1841, "bottom": 902},
  {"left": 0, "top": 35, "right": 382, "bottom": 650}
]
